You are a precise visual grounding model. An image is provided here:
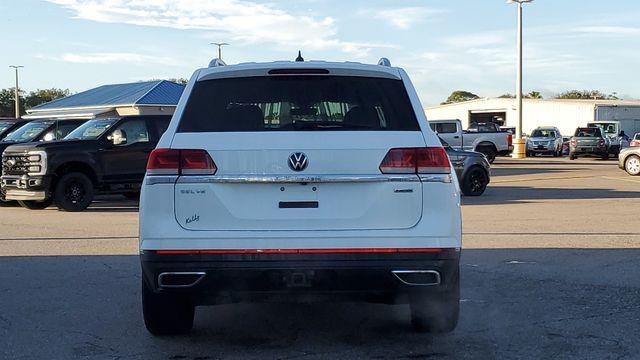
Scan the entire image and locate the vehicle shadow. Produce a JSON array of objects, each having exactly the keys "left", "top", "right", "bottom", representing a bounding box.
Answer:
[
  {"left": 490, "top": 166, "right": 586, "bottom": 177},
  {"left": 1, "top": 249, "right": 638, "bottom": 359},
  {"left": 463, "top": 185, "right": 640, "bottom": 205}
]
